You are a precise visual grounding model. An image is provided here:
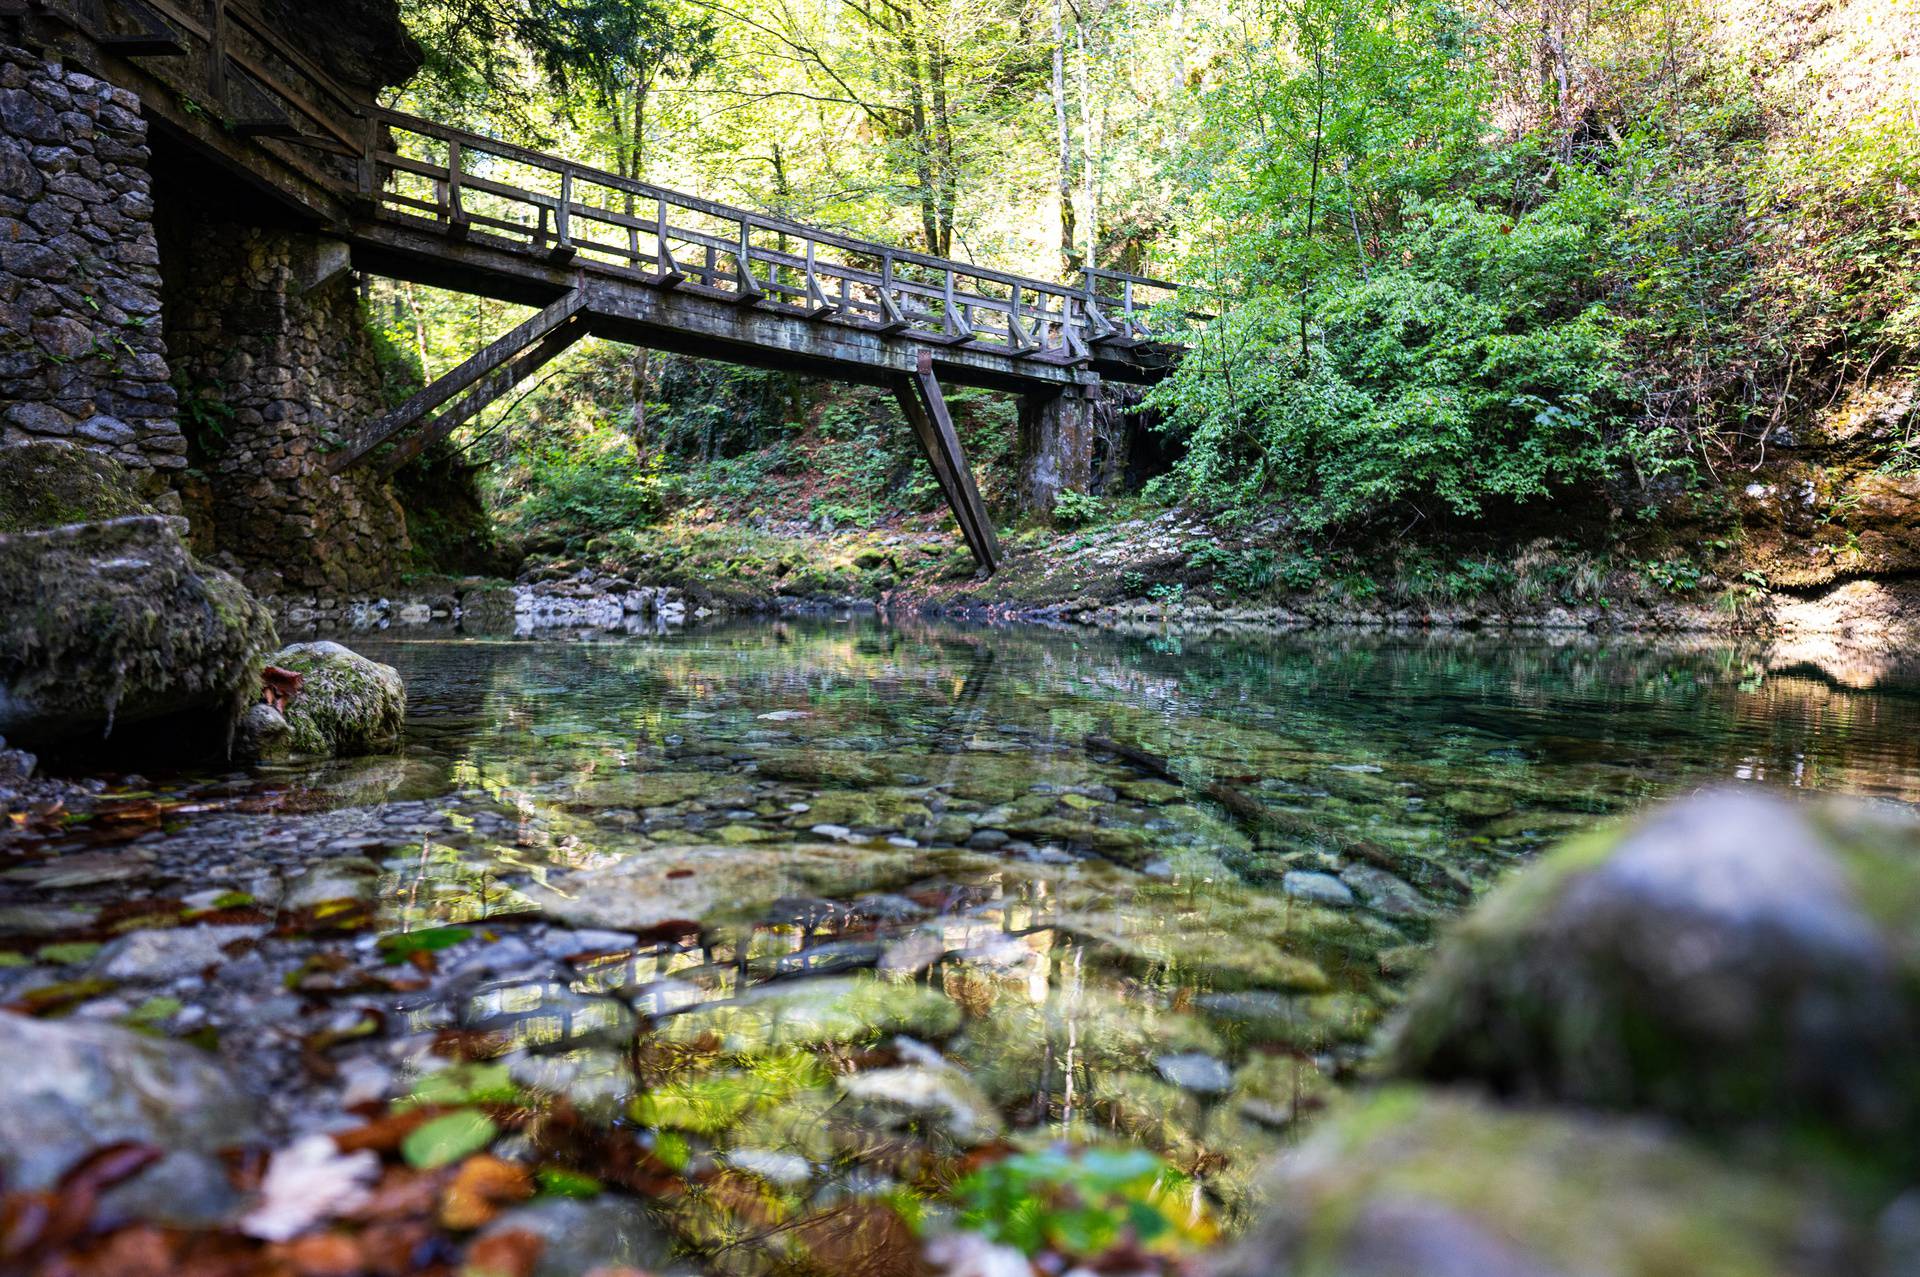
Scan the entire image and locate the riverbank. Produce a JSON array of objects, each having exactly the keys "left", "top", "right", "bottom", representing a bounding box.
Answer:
[{"left": 271, "top": 511, "right": 1920, "bottom": 691}]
